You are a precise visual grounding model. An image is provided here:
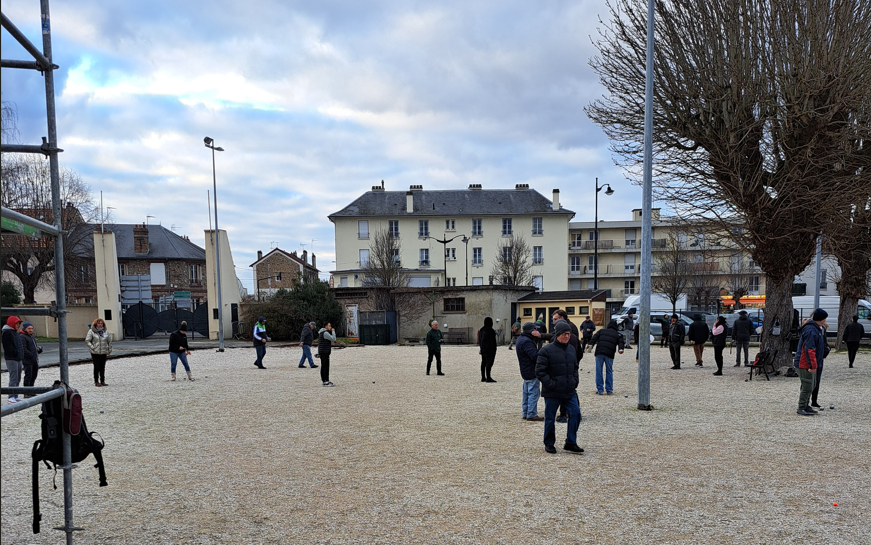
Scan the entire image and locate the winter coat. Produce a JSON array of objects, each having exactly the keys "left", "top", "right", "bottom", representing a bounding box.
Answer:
[
  {"left": 168, "top": 330, "right": 189, "bottom": 353},
  {"left": 589, "top": 319, "right": 625, "bottom": 359},
  {"left": 252, "top": 321, "right": 269, "bottom": 347},
  {"left": 425, "top": 328, "right": 442, "bottom": 351},
  {"left": 85, "top": 328, "right": 112, "bottom": 355},
  {"left": 567, "top": 333, "right": 583, "bottom": 363},
  {"left": 2, "top": 325, "right": 24, "bottom": 361},
  {"left": 688, "top": 317, "right": 710, "bottom": 344},
  {"left": 300, "top": 325, "right": 314, "bottom": 346},
  {"left": 711, "top": 324, "right": 728, "bottom": 347},
  {"left": 478, "top": 317, "right": 498, "bottom": 356},
  {"left": 732, "top": 316, "right": 755, "bottom": 342},
  {"left": 844, "top": 322, "right": 864, "bottom": 343},
  {"left": 20, "top": 331, "right": 40, "bottom": 366},
  {"left": 580, "top": 319, "right": 596, "bottom": 339},
  {"left": 318, "top": 328, "right": 337, "bottom": 355},
  {"left": 535, "top": 340, "right": 579, "bottom": 399},
  {"left": 660, "top": 317, "right": 671, "bottom": 338},
  {"left": 515, "top": 333, "right": 539, "bottom": 380},
  {"left": 793, "top": 321, "right": 825, "bottom": 370},
  {"left": 669, "top": 321, "right": 686, "bottom": 344}
]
